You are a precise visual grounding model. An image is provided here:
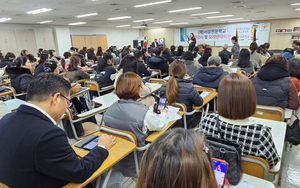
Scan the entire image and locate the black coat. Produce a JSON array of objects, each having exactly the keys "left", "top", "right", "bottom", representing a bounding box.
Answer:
[
  {"left": 137, "top": 60, "right": 151, "bottom": 78},
  {"left": 151, "top": 42, "right": 159, "bottom": 48},
  {"left": 160, "top": 78, "right": 203, "bottom": 128},
  {"left": 198, "top": 56, "right": 209, "bottom": 67},
  {"left": 170, "top": 51, "right": 177, "bottom": 57},
  {"left": 0, "top": 58, "right": 14, "bottom": 68},
  {"left": 6, "top": 67, "right": 33, "bottom": 93},
  {"left": 0, "top": 104, "right": 108, "bottom": 188},
  {"left": 162, "top": 51, "right": 175, "bottom": 64},
  {"left": 147, "top": 56, "right": 169, "bottom": 74},
  {"left": 87, "top": 52, "right": 98, "bottom": 62},
  {"left": 95, "top": 64, "right": 116, "bottom": 88},
  {"left": 34, "top": 62, "right": 45, "bottom": 77},
  {"left": 193, "top": 67, "right": 229, "bottom": 90}
]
